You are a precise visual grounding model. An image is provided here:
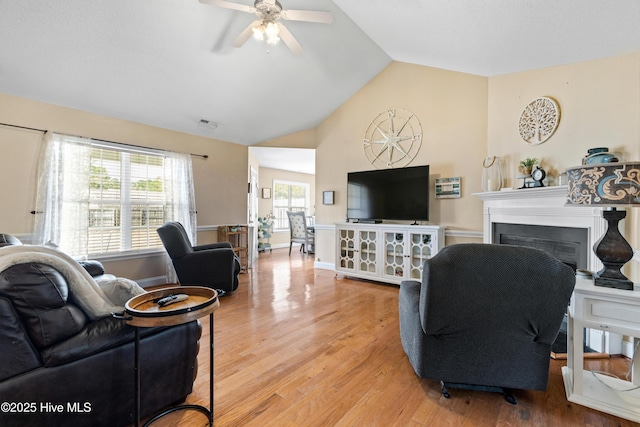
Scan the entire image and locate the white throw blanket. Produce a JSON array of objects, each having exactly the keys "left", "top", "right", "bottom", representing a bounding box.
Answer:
[{"left": 0, "top": 245, "right": 145, "bottom": 320}]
